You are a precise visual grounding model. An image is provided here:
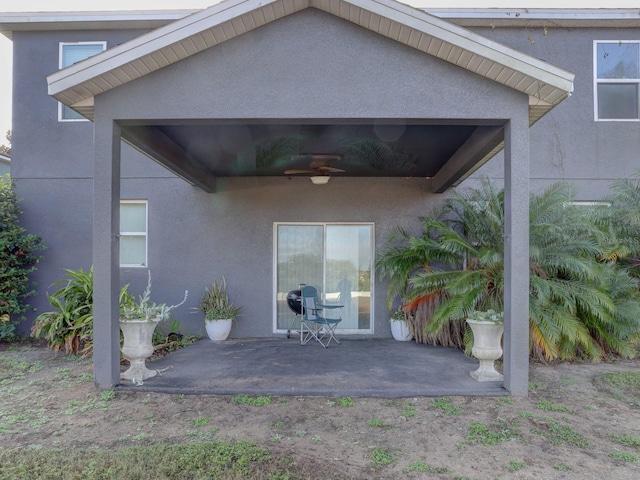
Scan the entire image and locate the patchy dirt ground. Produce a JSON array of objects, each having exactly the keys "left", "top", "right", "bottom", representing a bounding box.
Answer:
[{"left": 1, "top": 343, "right": 640, "bottom": 479}]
